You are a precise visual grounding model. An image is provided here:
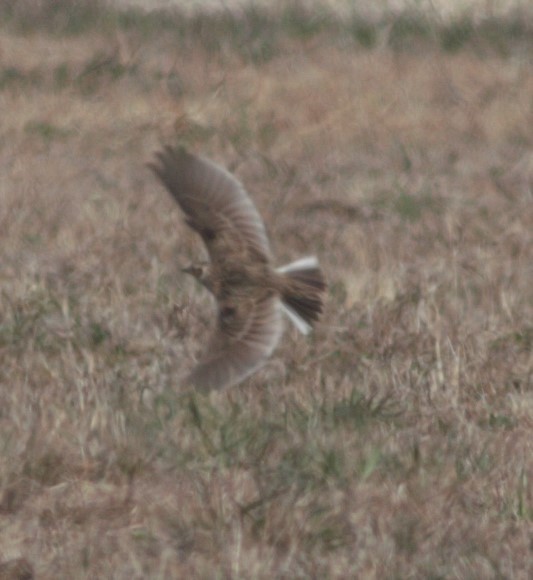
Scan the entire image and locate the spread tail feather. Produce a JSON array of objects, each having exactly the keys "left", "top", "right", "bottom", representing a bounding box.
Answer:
[{"left": 277, "top": 256, "right": 326, "bottom": 334}]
